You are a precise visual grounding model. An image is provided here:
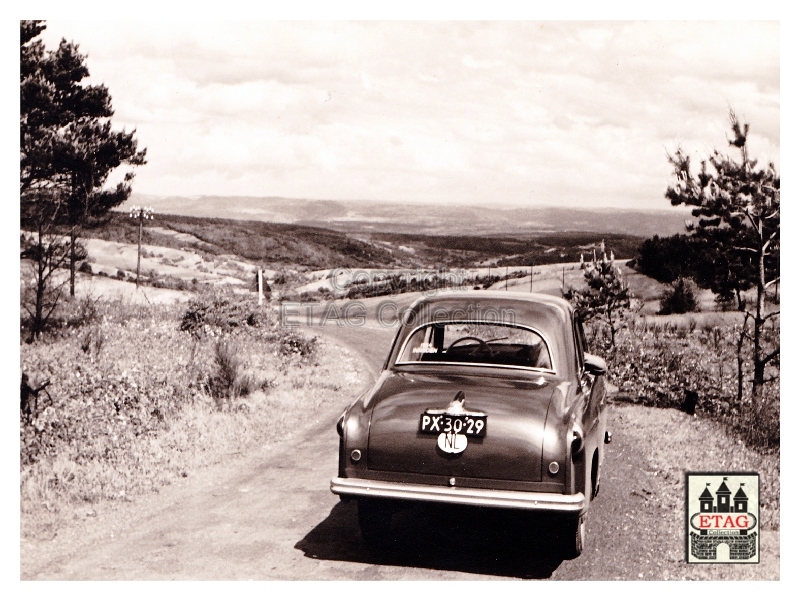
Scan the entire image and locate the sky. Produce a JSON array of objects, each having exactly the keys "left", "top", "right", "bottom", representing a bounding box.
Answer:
[{"left": 36, "top": 19, "right": 780, "bottom": 210}]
